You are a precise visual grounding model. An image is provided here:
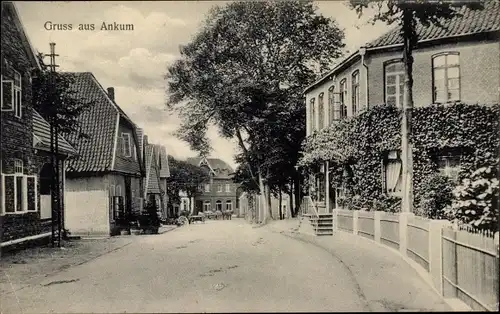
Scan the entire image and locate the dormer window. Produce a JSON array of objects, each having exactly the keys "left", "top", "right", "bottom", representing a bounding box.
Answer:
[{"left": 121, "top": 133, "right": 131, "bottom": 157}]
